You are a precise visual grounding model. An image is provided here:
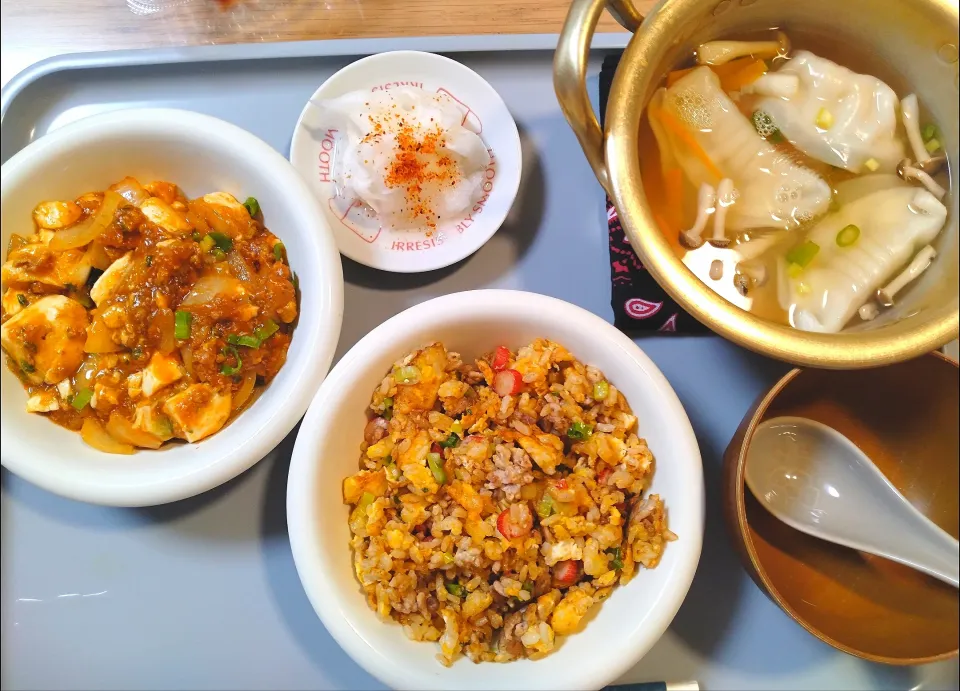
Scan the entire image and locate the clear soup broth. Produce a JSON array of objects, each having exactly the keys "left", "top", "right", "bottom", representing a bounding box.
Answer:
[{"left": 639, "top": 27, "right": 952, "bottom": 333}]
